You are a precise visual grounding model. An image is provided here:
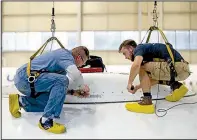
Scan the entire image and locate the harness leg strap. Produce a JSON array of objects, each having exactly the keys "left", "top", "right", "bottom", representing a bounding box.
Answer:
[
  {"left": 167, "top": 59, "right": 177, "bottom": 82},
  {"left": 30, "top": 82, "right": 36, "bottom": 98}
]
